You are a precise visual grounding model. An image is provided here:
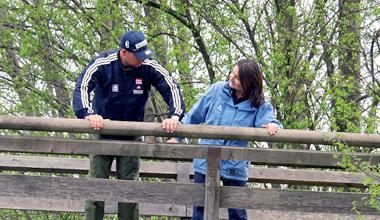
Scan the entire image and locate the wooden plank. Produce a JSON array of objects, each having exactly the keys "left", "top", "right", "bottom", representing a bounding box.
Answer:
[
  {"left": 248, "top": 167, "right": 377, "bottom": 188},
  {"left": 2, "top": 135, "right": 380, "bottom": 168},
  {"left": 3, "top": 196, "right": 378, "bottom": 219},
  {"left": 2, "top": 196, "right": 378, "bottom": 219},
  {"left": 0, "top": 135, "right": 207, "bottom": 160},
  {"left": 205, "top": 147, "right": 221, "bottom": 220},
  {"left": 176, "top": 163, "right": 190, "bottom": 183},
  {"left": 4, "top": 197, "right": 379, "bottom": 220},
  {"left": 7, "top": 172, "right": 375, "bottom": 215},
  {"left": 0, "top": 174, "right": 204, "bottom": 206},
  {"left": 0, "top": 155, "right": 90, "bottom": 174},
  {"left": 1, "top": 115, "right": 379, "bottom": 147},
  {"left": 227, "top": 146, "right": 380, "bottom": 168},
  {"left": 220, "top": 186, "right": 379, "bottom": 215},
  {"left": 243, "top": 209, "right": 379, "bottom": 220},
  {"left": 1, "top": 155, "right": 377, "bottom": 188},
  {"left": 0, "top": 154, "right": 190, "bottom": 178},
  {"left": 0, "top": 196, "right": 188, "bottom": 216}
]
